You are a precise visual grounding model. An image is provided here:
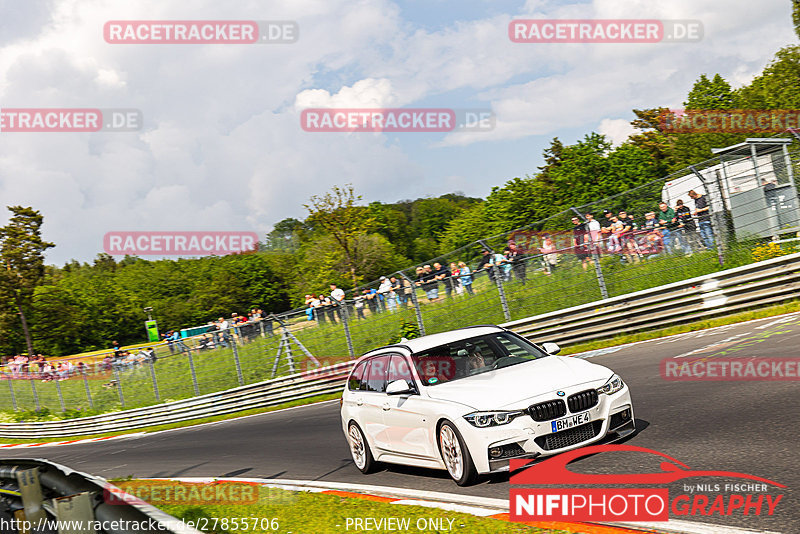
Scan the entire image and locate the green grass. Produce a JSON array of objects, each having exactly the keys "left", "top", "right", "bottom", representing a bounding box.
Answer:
[
  {"left": 560, "top": 299, "right": 800, "bottom": 356},
  {"left": 0, "top": 393, "right": 341, "bottom": 444},
  {"left": 144, "top": 486, "right": 587, "bottom": 534},
  {"left": 0, "top": 246, "right": 766, "bottom": 417}
]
